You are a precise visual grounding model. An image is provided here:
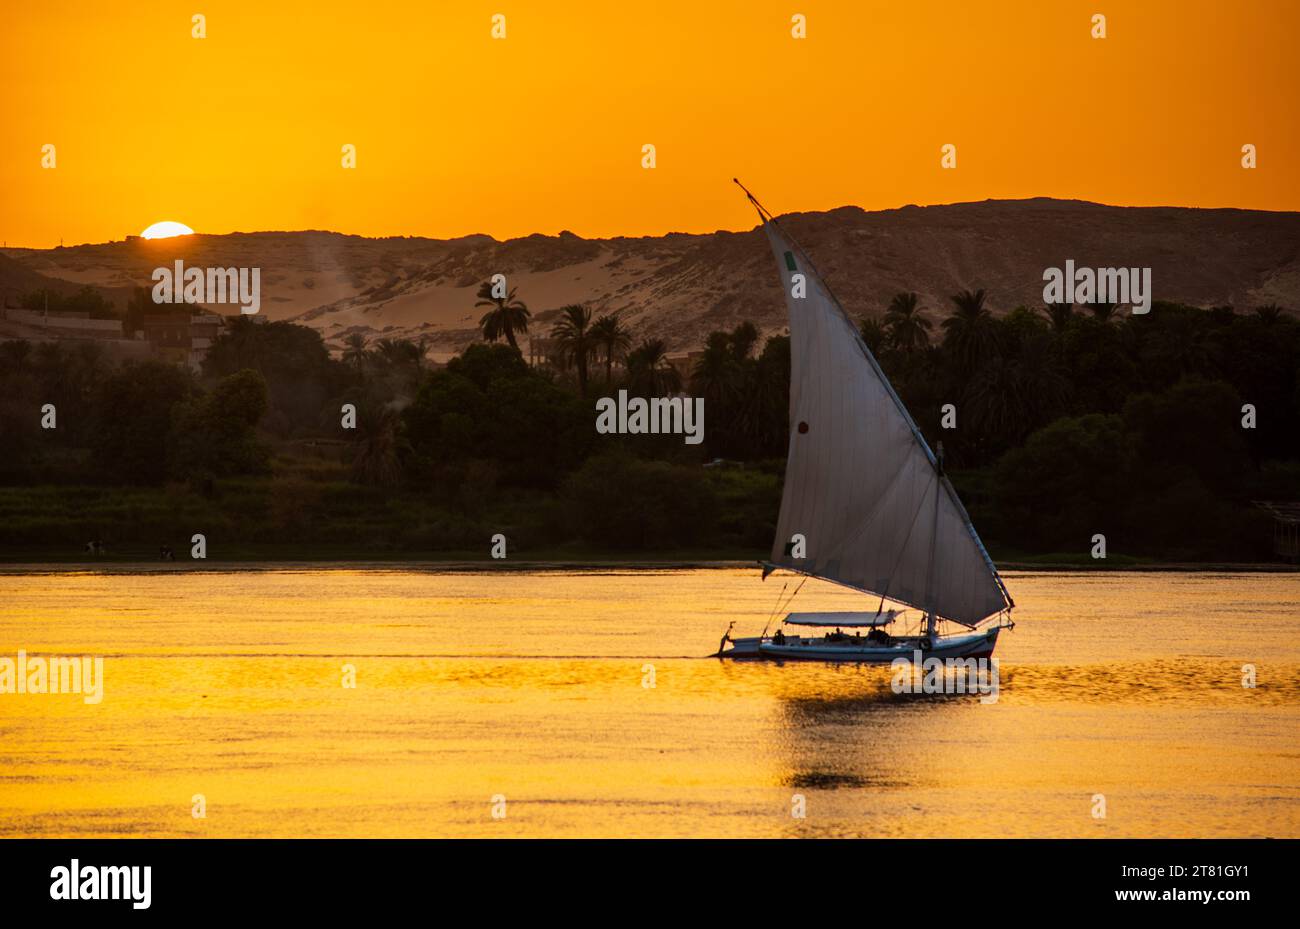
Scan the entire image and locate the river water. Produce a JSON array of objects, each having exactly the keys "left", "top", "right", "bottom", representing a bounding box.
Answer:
[{"left": 0, "top": 566, "right": 1296, "bottom": 837}]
